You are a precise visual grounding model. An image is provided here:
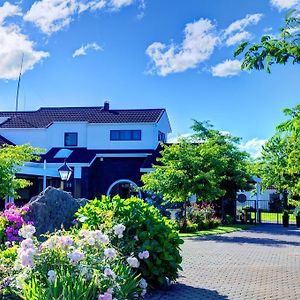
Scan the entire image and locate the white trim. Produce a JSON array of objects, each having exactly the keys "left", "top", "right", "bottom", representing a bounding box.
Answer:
[
  {"left": 89, "top": 153, "right": 150, "bottom": 166},
  {"left": 106, "top": 179, "right": 142, "bottom": 198}
]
